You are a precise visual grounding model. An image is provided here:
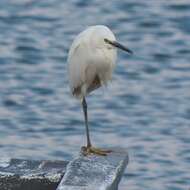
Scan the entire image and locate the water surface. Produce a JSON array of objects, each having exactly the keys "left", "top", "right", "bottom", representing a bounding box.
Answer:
[{"left": 0, "top": 0, "right": 190, "bottom": 189}]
